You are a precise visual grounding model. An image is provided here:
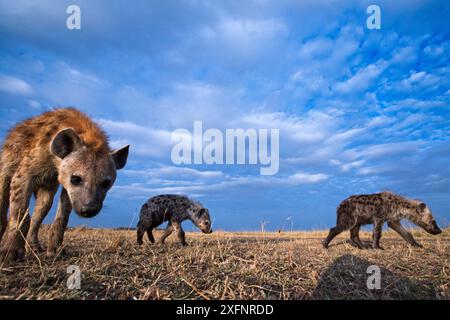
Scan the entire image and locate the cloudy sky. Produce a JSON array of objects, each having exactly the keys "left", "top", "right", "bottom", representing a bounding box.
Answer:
[{"left": 0, "top": 0, "right": 449, "bottom": 231}]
